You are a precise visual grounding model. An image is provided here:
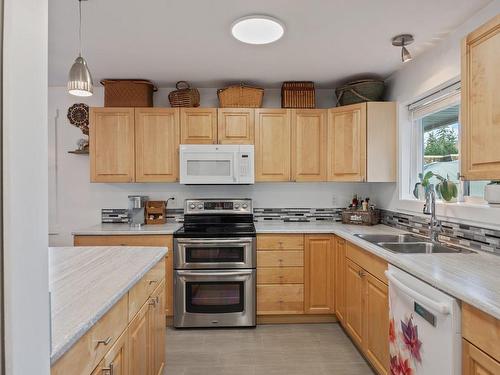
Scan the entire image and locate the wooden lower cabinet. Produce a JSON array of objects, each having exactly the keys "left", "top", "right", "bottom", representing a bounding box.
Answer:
[
  {"left": 341, "top": 243, "right": 389, "bottom": 375},
  {"left": 463, "top": 339, "right": 500, "bottom": 375},
  {"left": 151, "top": 281, "right": 166, "bottom": 375},
  {"left": 92, "top": 329, "right": 129, "bottom": 375},
  {"left": 128, "top": 300, "right": 150, "bottom": 375},
  {"left": 364, "top": 273, "right": 389, "bottom": 374},
  {"left": 257, "top": 284, "right": 304, "bottom": 314},
  {"left": 74, "top": 234, "right": 174, "bottom": 317},
  {"left": 304, "top": 235, "right": 334, "bottom": 314},
  {"left": 334, "top": 237, "right": 346, "bottom": 323}
]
